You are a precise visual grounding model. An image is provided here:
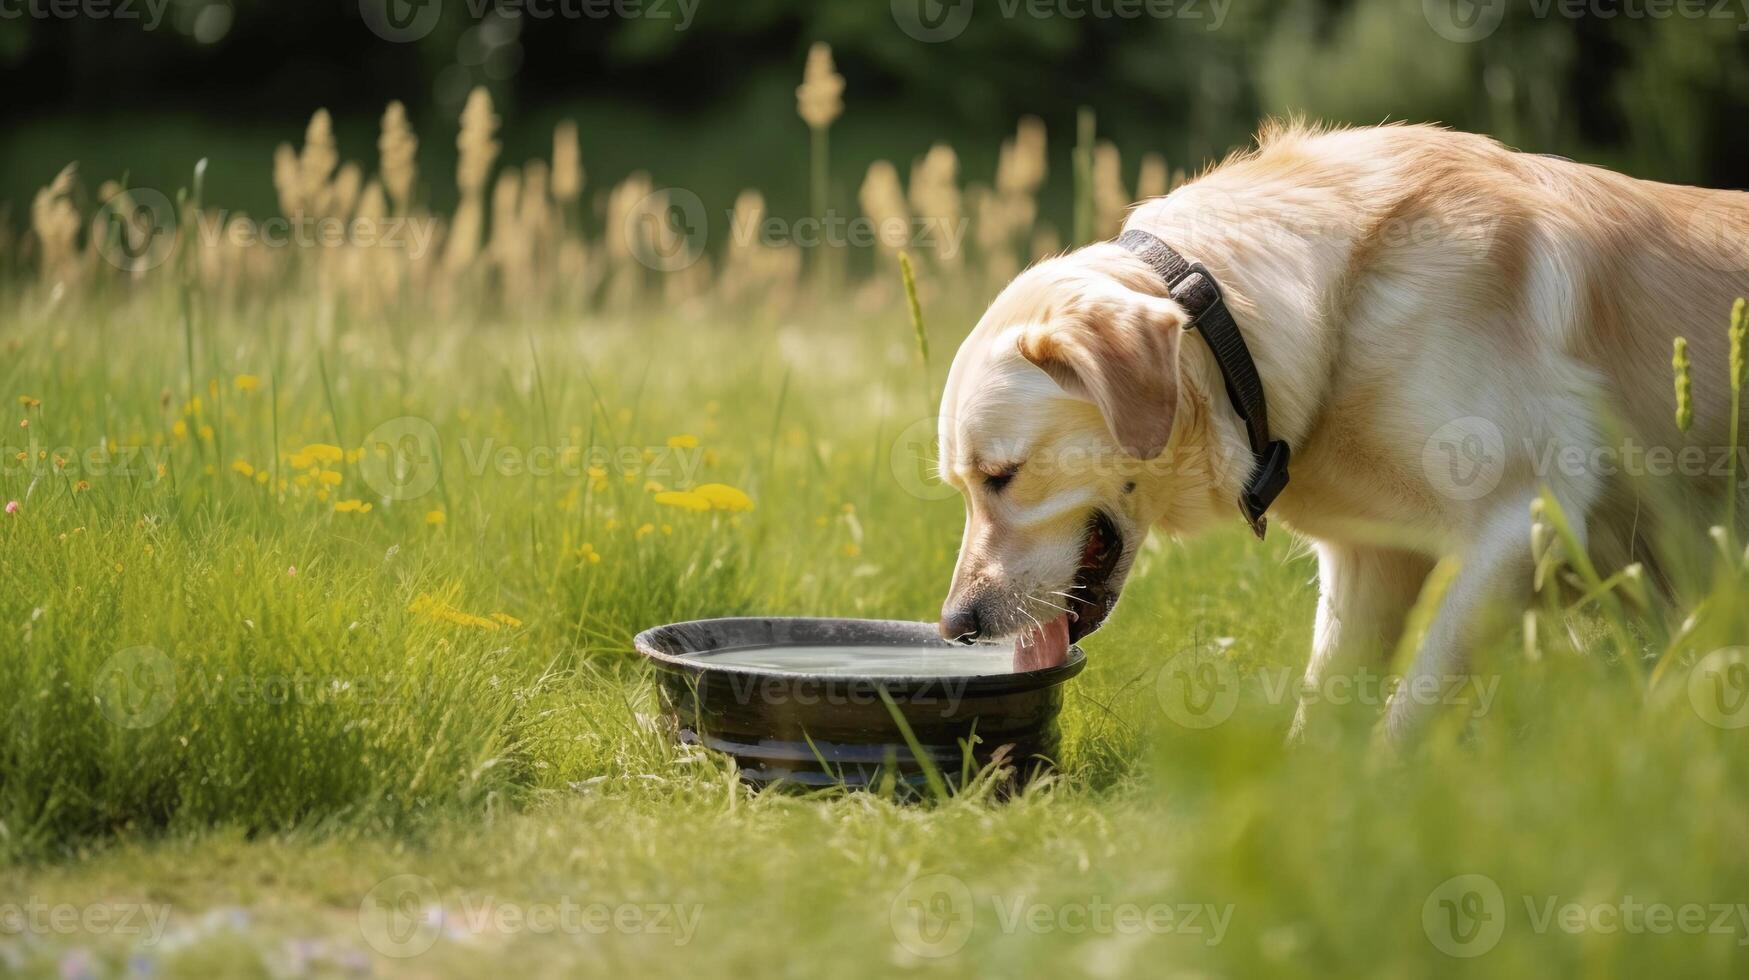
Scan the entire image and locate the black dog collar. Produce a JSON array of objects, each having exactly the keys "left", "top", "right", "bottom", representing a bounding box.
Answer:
[{"left": 1114, "top": 229, "right": 1290, "bottom": 539}]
